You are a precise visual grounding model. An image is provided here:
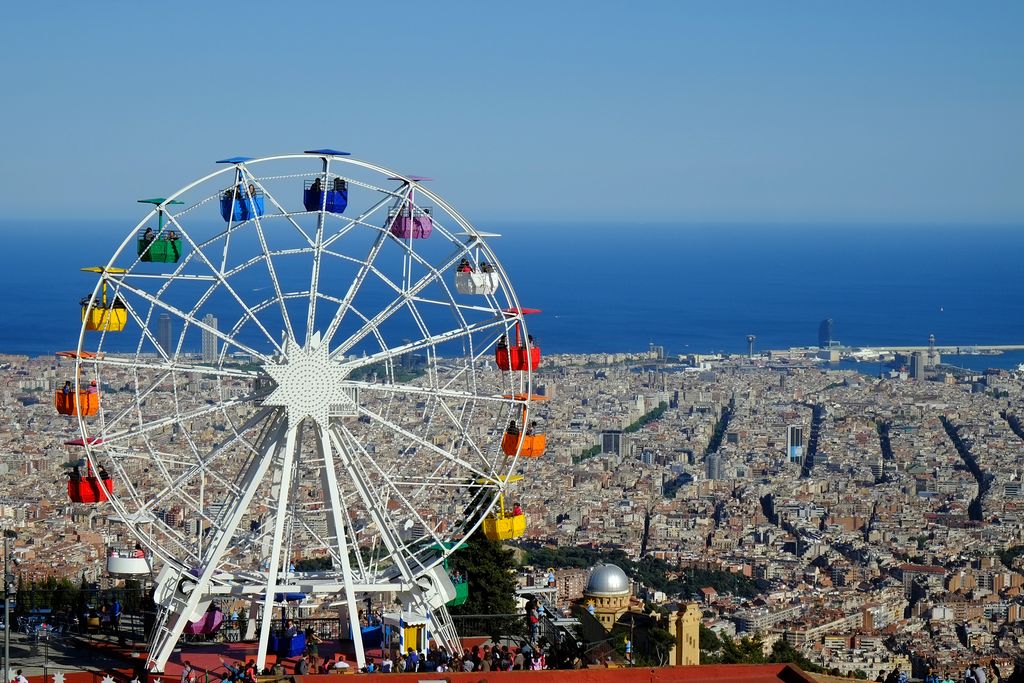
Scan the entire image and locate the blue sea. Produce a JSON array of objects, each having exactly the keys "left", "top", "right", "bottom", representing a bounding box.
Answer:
[{"left": 3, "top": 220, "right": 1024, "bottom": 372}]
